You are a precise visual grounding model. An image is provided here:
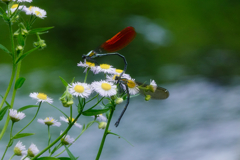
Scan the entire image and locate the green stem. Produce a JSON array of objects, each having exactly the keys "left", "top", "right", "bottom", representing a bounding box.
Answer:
[
  {"left": 84, "top": 68, "right": 90, "bottom": 83},
  {"left": 0, "top": 19, "right": 18, "bottom": 140},
  {"left": 9, "top": 21, "right": 15, "bottom": 60},
  {"left": 0, "top": 65, "right": 16, "bottom": 111},
  {"left": 8, "top": 154, "right": 15, "bottom": 160},
  {"left": 70, "top": 105, "right": 72, "bottom": 121},
  {"left": 0, "top": 18, "right": 16, "bottom": 111},
  {"left": 49, "top": 143, "right": 62, "bottom": 156},
  {"left": 32, "top": 104, "right": 85, "bottom": 159},
  {"left": 1, "top": 122, "right": 14, "bottom": 160},
  {"left": 13, "top": 102, "right": 41, "bottom": 137},
  {"left": 95, "top": 103, "right": 115, "bottom": 160},
  {"left": 54, "top": 121, "right": 96, "bottom": 157},
  {"left": 48, "top": 125, "right": 51, "bottom": 154}
]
